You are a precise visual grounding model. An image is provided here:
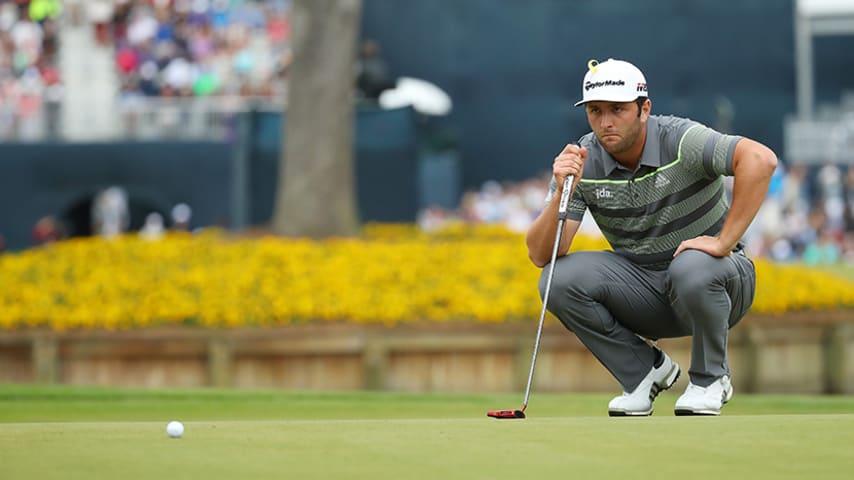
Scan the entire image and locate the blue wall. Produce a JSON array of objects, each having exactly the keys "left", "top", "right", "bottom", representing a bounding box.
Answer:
[
  {"left": 0, "top": 108, "right": 422, "bottom": 250},
  {"left": 0, "top": 142, "right": 233, "bottom": 250},
  {"left": 248, "top": 106, "right": 419, "bottom": 225},
  {"left": 361, "top": 0, "right": 854, "bottom": 188}
]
